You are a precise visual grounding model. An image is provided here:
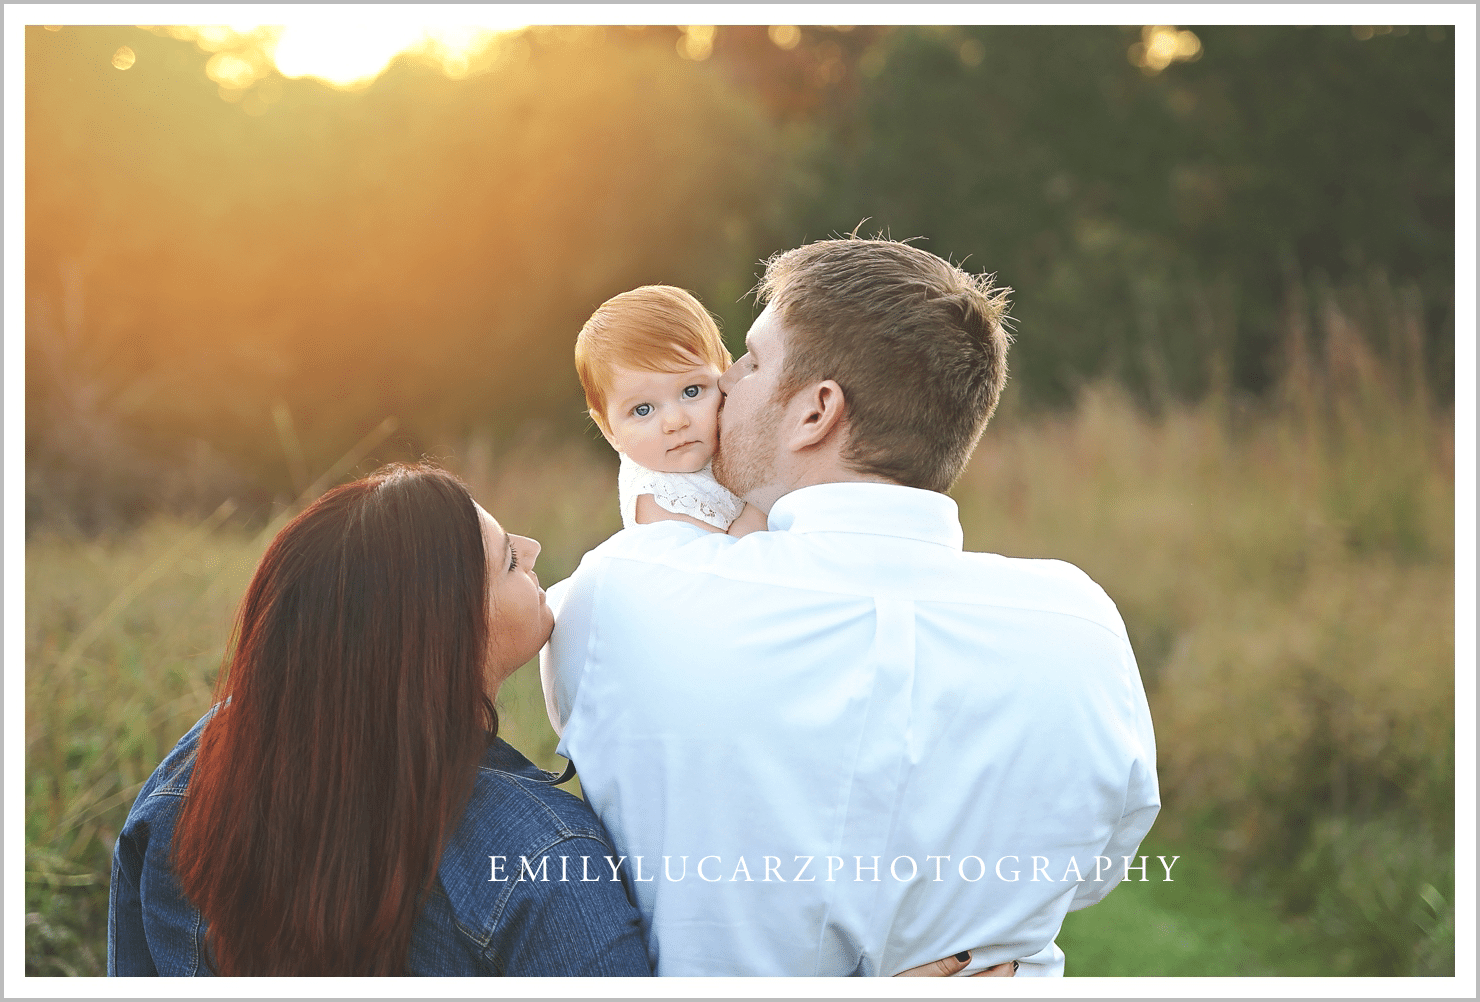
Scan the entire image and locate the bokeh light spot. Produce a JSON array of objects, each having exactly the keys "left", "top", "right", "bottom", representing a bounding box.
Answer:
[
  {"left": 677, "top": 25, "right": 715, "bottom": 61},
  {"left": 768, "top": 25, "right": 801, "bottom": 51},
  {"left": 112, "top": 46, "right": 136, "bottom": 71},
  {"left": 207, "top": 51, "right": 265, "bottom": 89},
  {"left": 1128, "top": 26, "right": 1201, "bottom": 75}
]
